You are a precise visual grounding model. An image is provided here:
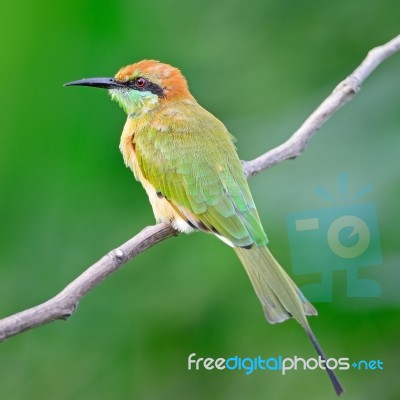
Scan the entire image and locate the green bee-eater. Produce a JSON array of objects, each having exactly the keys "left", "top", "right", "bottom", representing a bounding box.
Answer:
[{"left": 65, "top": 60, "right": 343, "bottom": 395}]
